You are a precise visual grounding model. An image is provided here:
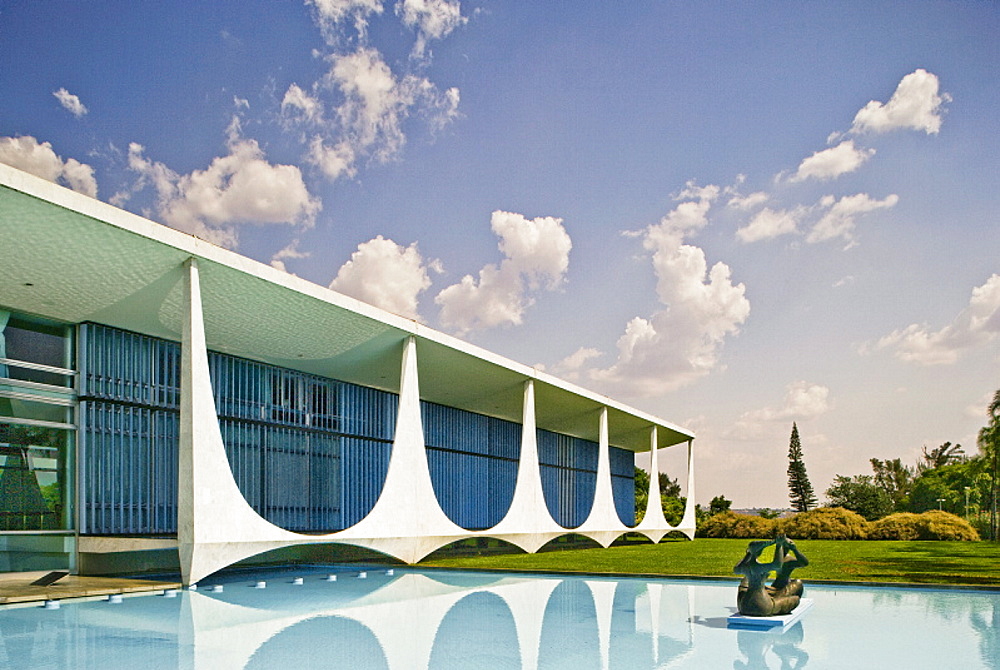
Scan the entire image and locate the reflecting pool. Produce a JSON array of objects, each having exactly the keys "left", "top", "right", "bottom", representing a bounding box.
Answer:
[{"left": 1, "top": 566, "right": 997, "bottom": 669}]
